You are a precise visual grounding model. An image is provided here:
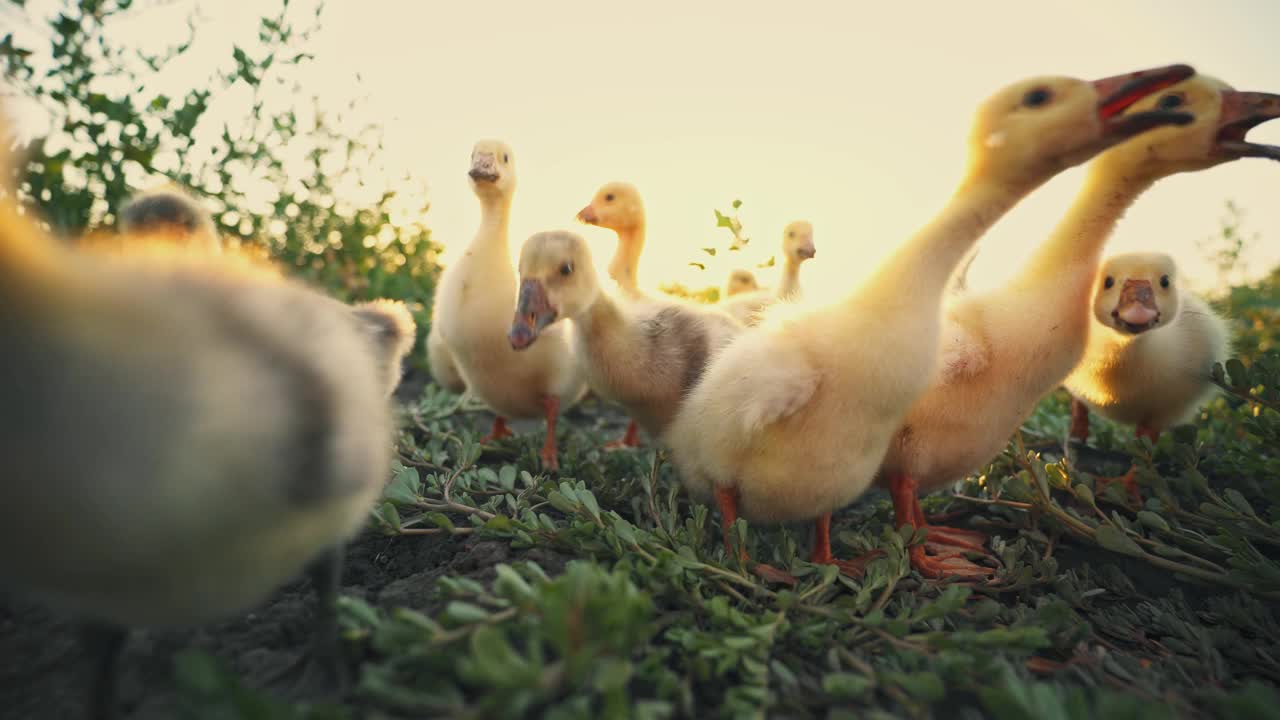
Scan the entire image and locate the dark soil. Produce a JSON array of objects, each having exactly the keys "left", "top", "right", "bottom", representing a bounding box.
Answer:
[
  {"left": 0, "top": 530, "right": 572, "bottom": 720},
  {"left": 0, "top": 369, "right": 603, "bottom": 720}
]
